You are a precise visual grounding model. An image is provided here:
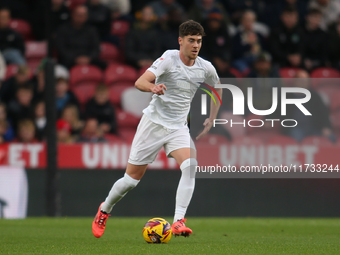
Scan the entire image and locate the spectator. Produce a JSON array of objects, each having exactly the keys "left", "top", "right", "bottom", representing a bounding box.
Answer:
[
  {"left": 188, "top": 0, "right": 229, "bottom": 27},
  {"left": 209, "top": 55, "right": 237, "bottom": 112},
  {"left": 269, "top": 7, "right": 304, "bottom": 68},
  {"left": 55, "top": 5, "right": 106, "bottom": 69},
  {"left": 0, "top": 51, "right": 6, "bottom": 83},
  {"left": 247, "top": 52, "right": 280, "bottom": 78},
  {"left": 30, "top": 60, "right": 70, "bottom": 101},
  {"left": 78, "top": 118, "right": 106, "bottom": 142},
  {"left": 0, "top": 8, "right": 25, "bottom": 65},
  {"left": 243, "top": 52, "right": 281, "bottom": 116},
  {"left": 100, "top": 0, "right": 131, "bottom": 20},
  {"left": 309, "top": 0, "right": 340, "bottom": 30},
  {"left": 221, "top": 0, "right": 263, "bottom": 25},
  {"left": 149, "top": 0, "right": 185, "bottom": 23},
  {"left": 61, "top": 104, "right": 84, "bottom": 137},
  {"left": 0, "top": 119, "right": 8, "bottom": 144},
  {"left": 125, "top": 6, "right": 160, "bottom": 68},
  {"left": 0, "top": 65, "right": 31, "bottom": 104},
  {"left": 303, "top": 8, "right": 328, "bottom": 71},
  {"left": 0, "top": 102, "right": 15, "bottom": 141},
  {"left": 33, "top": 101, "right": 46, "bottom": 141},
  {"left": 159, "top": 7, "right": 185, "bottom": 52},
  {"left": 32, "top": 0, "right": 70, "bottom": 40},
  {"left": 283, "top": 70, "right": 334, "bottom": 142},
  {"left": 15, "top": 119, "right": 38, "bottom": 143},
  {"left": 85, "top": 84, "right": 117, "bottom": 134},
  {"left": 201, "top": 12, "right": 231, "bottom": 62},
  {"left": 328, "top": 15, "right": 340, "bottom": 68},
  {"left": 211, "top": 55, "right": 236, "bottom": 78},
  {"left": 87, "top": 0, "right": 116, "bottom": 44},
  {"left": 232, "top": 10, "right": 265, "bottom": 73},
  {"left": 56, "top": 119, "right": 74, "bottom": 144},
  {"left": 0, "top": 0, "right": 30, "bottom": 21},
  {"left": 7, "top": 83, "right": 34, "bottom": 132},
  {"left": 262, "top": 0, "right": 308, "bottom": 28},
  {"left": 55, "top": 75, "right": 80, "bottom": 117}
]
